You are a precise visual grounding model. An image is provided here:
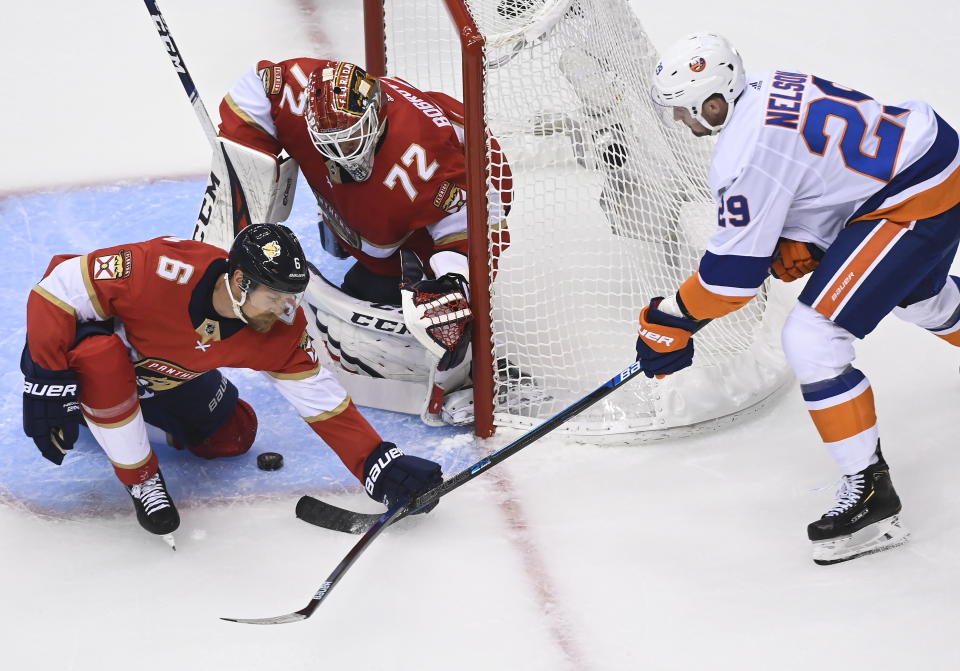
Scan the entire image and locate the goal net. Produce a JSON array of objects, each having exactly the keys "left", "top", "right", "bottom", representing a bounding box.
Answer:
[{"left": 364, "top": 0, "right": 792, "bottom": 440}]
